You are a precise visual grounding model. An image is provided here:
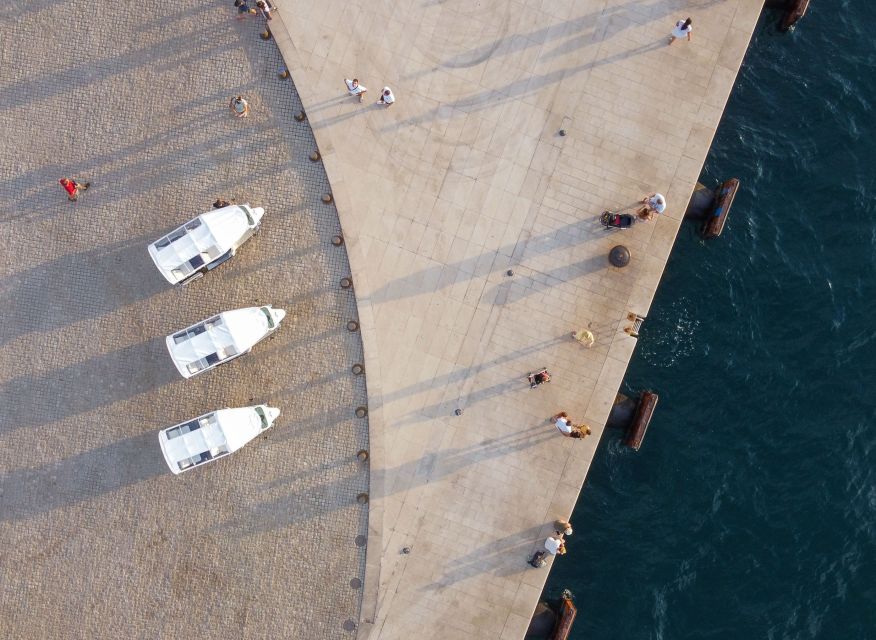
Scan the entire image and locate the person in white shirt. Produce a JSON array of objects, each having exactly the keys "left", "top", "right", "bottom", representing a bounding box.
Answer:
[
  {"left": 669, "top": 18, "right": 692, "bottom": 45},
  {"left": 256, "top": 0, "right": 273, "bottom": 20},
  {"left": 377, "top": 87, "right": 395, "bottom": 107},
  {"left": 544, "top": 535, "right": 564, "bottom": 556},
  {"left": 638, "top": 192, "right": 666, "bottom": 220},
  {"left": 344, "top": 78, "right": 367, "bottom": 102},
  {"left": 552, "top": 412, "right": 573, "bottom": 436}
]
